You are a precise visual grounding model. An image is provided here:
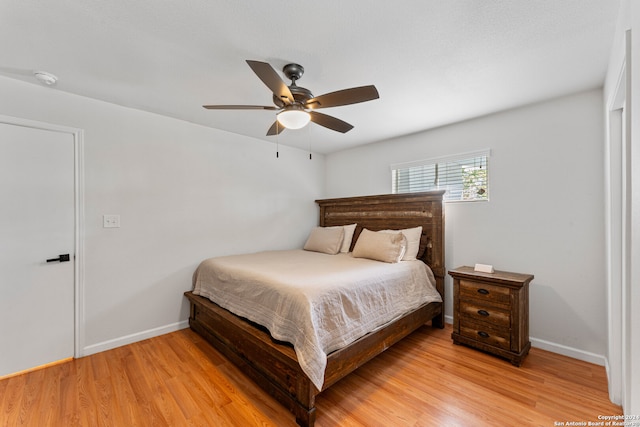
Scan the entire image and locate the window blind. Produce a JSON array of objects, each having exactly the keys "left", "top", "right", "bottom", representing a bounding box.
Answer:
[{"left": 391, "top": 150, "right": 490, "bottom": 202}]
